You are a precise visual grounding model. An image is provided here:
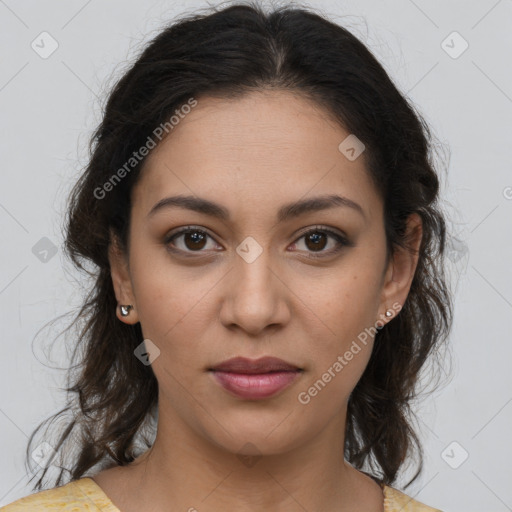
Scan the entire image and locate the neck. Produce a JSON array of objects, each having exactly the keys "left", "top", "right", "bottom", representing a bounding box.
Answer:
[{"left": 113, "top": 402, "right": 383, "bottom": 512}]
